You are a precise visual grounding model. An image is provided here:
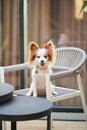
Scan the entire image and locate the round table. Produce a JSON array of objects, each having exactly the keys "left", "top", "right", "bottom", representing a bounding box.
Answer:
[
  {"left": 0, "top": 96, "right": 52, "bottom": 130},
  {"left": 0, "top": 83, "right": 14, "bottom": 103}
]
